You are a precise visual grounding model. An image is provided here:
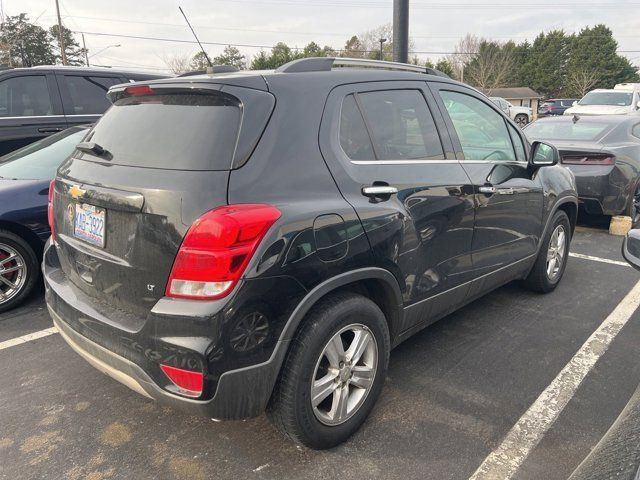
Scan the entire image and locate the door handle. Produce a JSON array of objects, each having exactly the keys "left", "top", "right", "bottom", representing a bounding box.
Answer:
[
  {"left": 478, "top": 185, "right": 496, "bottom": 195},
  {"left": 497, "top": 187, "right": 515, "bottom": 195},
  {"left": 38, "top": 127, "right": 63, "bottom": 133},
  {"left": 362, "top": 185, "right": 398, "bottom": 198}
]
